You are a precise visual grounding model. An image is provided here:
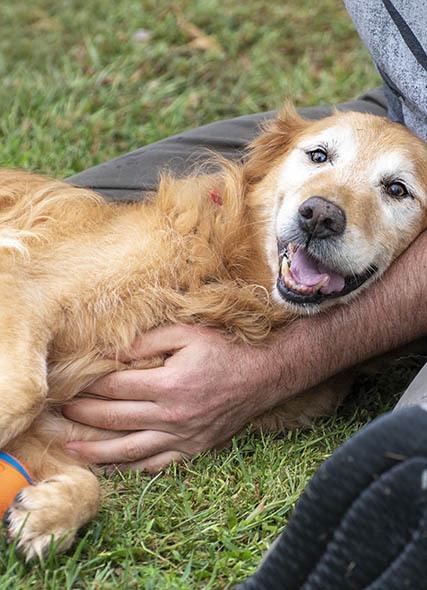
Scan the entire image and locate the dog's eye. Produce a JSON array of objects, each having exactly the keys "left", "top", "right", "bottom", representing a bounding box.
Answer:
[
  {"left": 308, "top": 149, "right": 328, "bottom": 164},
  {"left": 386, "top": 181, "right": 409, "bottom": 199}
]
